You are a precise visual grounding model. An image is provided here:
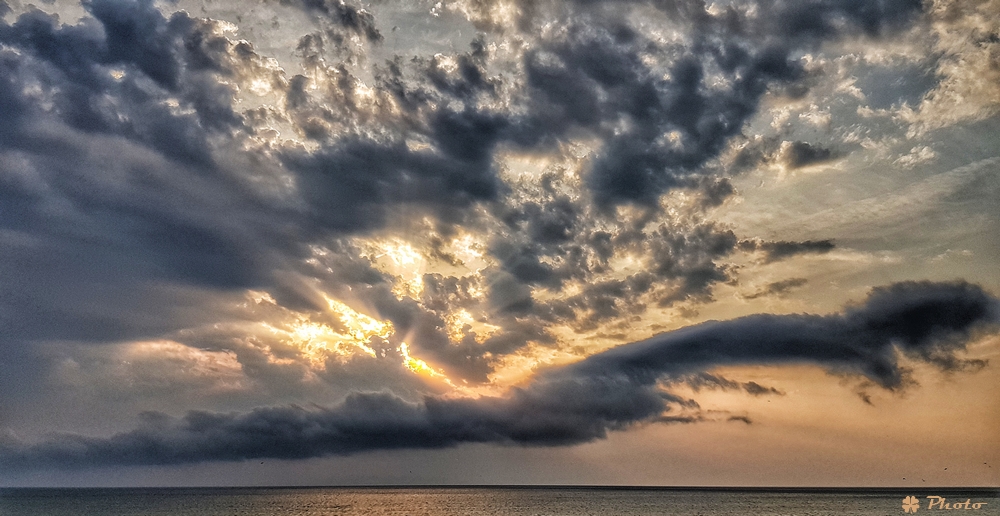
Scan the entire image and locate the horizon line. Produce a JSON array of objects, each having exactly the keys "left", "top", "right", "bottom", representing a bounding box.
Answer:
[{"left": 3, "top": 485, "right": 998, "bottom": 492}]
